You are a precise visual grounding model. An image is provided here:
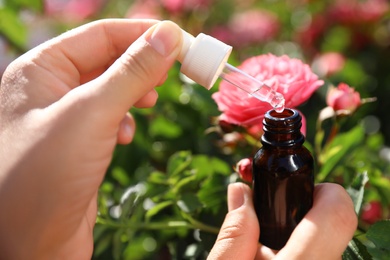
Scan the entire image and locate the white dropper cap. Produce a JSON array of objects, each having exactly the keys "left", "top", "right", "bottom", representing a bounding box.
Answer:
[{"left": 178, "top": 31, "right": 233, "bottom": 90}]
